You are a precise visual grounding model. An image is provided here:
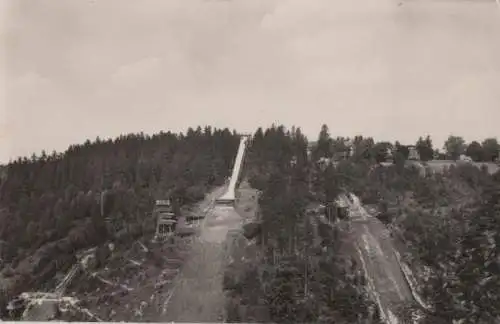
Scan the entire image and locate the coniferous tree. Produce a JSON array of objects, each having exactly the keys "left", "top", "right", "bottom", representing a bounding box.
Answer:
[{"left": 0, "top": 127, "right": 239, "bottom": 304}]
